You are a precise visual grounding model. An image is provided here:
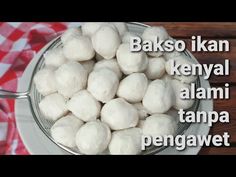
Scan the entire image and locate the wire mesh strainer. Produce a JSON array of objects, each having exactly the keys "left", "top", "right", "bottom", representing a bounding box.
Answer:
[{"left": 0, "top": 22, "right": 200, "bottom": 155}]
